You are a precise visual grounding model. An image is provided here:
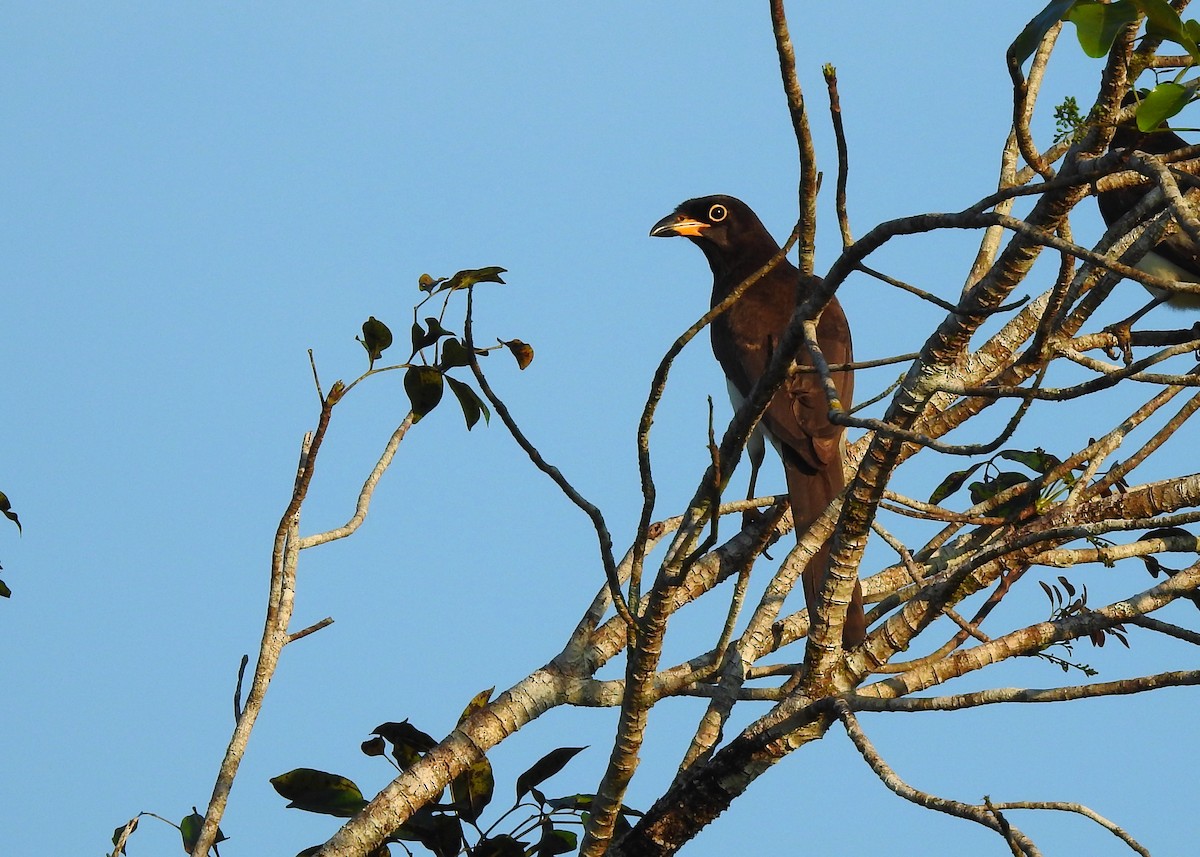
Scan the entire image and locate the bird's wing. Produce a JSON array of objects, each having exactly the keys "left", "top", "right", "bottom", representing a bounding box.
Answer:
[
  {"left": 713, "top": 291, "right": 853, "bottom": 476},
  {"left": 1099, "top": 124, "right": 1200, "bottom": 278},
  {"left": 1146, "top": 229, "right": 1200, "bottom": 280}
]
